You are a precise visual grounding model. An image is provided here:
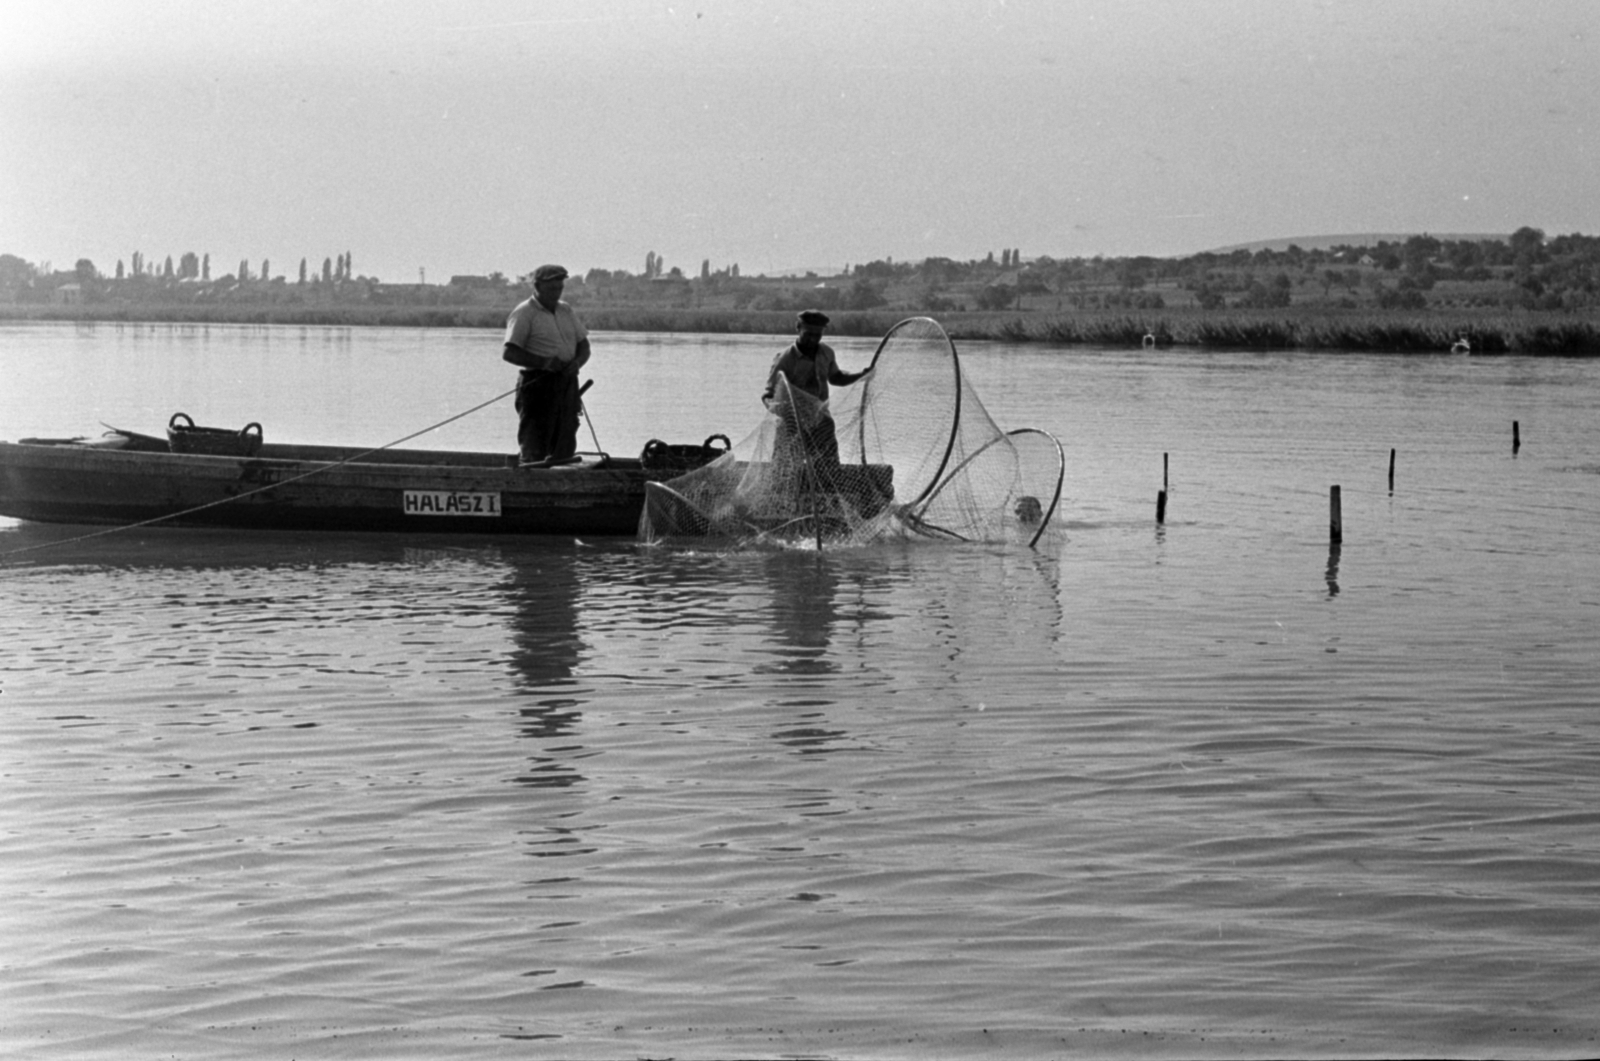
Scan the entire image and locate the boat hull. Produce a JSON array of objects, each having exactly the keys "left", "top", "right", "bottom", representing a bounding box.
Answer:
[{"left": 0, "top": 440, "right": 653, "bottom": 536}]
